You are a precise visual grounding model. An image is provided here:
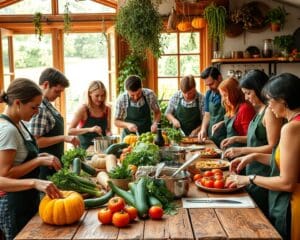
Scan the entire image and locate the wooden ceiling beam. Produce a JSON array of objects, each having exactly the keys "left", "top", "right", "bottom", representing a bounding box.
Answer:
[
  {"left": 0, "top": 0, "right": 22, "bottom": 9},
  {"left": 91, "top": 0, "right": 117, "bottom": 9}
]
